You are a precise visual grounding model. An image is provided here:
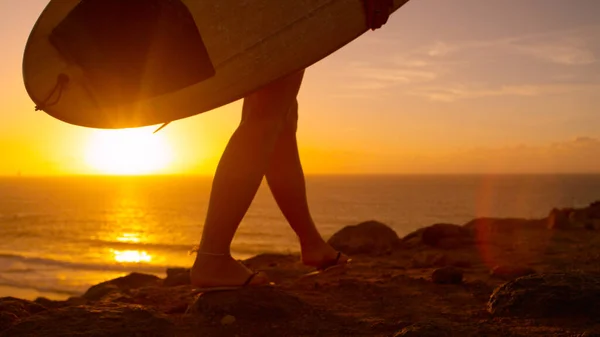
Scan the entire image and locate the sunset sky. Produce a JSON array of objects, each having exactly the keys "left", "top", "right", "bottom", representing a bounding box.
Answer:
[{"left": 1, "top": 0, "right": 599, "bottom": 176}]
